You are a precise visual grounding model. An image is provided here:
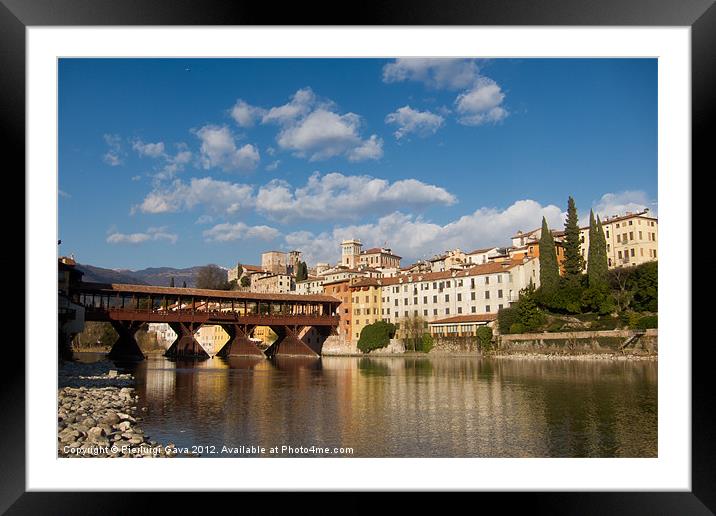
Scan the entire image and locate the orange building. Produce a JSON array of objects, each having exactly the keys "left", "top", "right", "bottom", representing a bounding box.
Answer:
[{"left": 323, "top": 279, "right": 353, "bottom": 341}]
